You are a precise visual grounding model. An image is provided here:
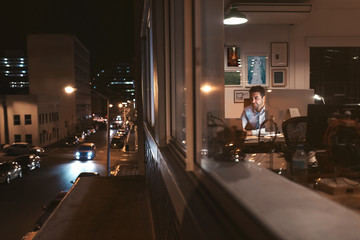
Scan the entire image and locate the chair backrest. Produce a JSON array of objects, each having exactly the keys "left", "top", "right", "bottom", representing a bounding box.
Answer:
[{"left": 282, "top": 116, "right": 307, "bottom": 149}]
